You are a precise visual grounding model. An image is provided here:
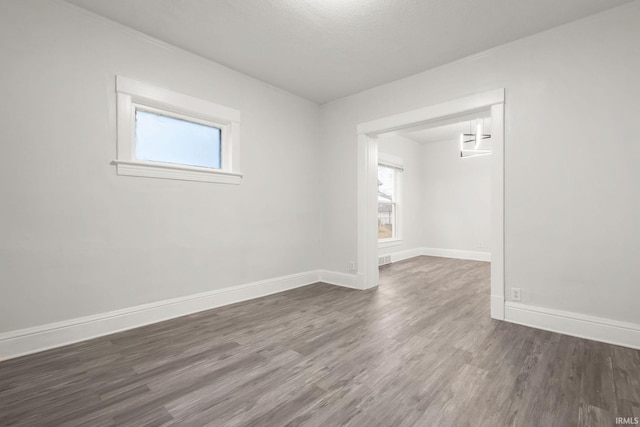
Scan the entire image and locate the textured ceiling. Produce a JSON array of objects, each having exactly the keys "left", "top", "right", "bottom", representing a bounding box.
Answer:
[{"left": 64, "top": 0, "right": 632, "bottom": 104}]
